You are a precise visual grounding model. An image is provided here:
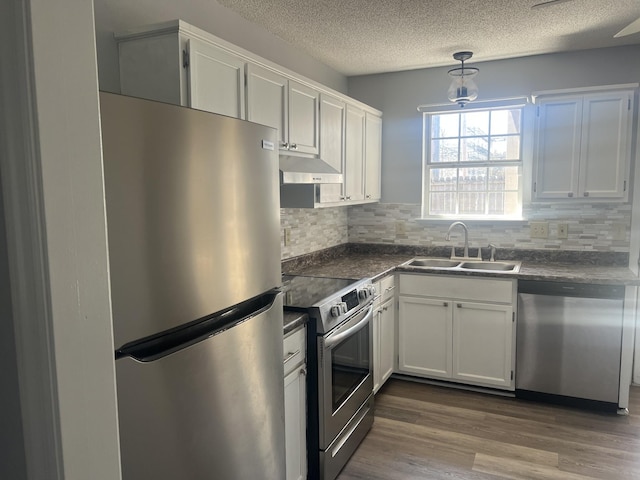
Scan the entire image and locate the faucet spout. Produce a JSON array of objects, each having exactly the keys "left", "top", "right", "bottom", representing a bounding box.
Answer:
[{"left": 445, "top": 221, "right": 469, "bottom": 258}]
